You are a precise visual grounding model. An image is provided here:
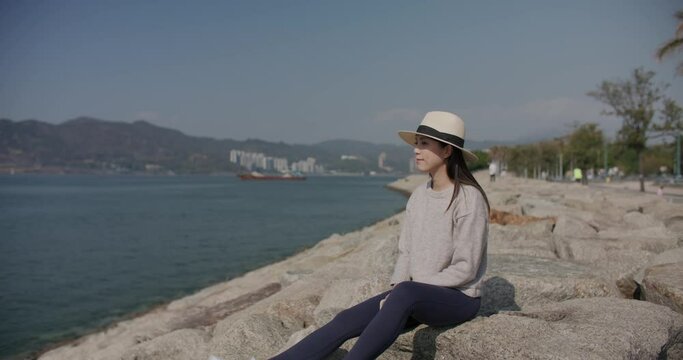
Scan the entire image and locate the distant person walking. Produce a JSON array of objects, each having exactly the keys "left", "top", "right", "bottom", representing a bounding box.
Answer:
[
  {"left": 268, "top": 111, "right": 489, "bottom": 360},
  {"left": 573, "top": 168, "right": 583, "bottom": 184},
  {"left": 489, "top": 161, "right": 498, "bottom": 182}
]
